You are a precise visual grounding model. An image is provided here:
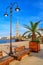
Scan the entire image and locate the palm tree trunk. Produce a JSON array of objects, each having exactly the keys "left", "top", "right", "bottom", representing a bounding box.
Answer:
[{"left": 32, "top": 33, "right": 36, "bottom": 40}]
